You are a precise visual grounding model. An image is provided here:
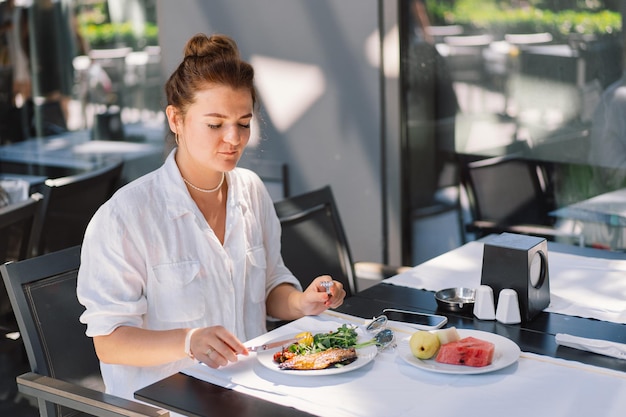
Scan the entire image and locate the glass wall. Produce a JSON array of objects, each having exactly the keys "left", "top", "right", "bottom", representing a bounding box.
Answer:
[
  {"left": 0, "top": 0, "right": 163, "bottom": 144},
  {"left": 401, "top": 0, "right": 626, "bottom": 254}
]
